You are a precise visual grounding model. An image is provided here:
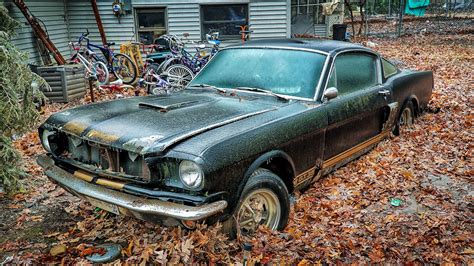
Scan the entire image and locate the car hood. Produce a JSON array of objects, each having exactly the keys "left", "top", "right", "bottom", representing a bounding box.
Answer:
[{"left": 43, "top": 90, "right": 286, "bottom": 155}]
